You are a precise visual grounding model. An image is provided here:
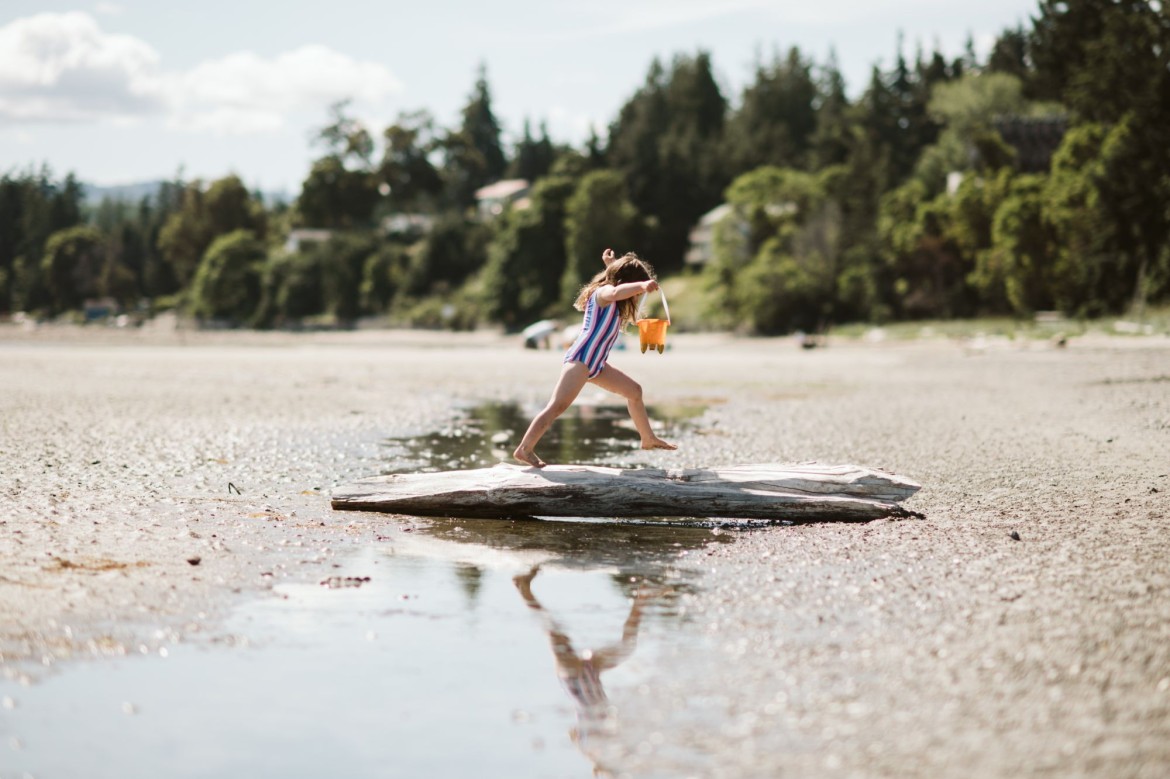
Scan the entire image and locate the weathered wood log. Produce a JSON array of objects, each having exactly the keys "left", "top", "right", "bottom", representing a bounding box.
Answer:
[{"left": 331, "top": 463, "right": 921, "bottom": 522}]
